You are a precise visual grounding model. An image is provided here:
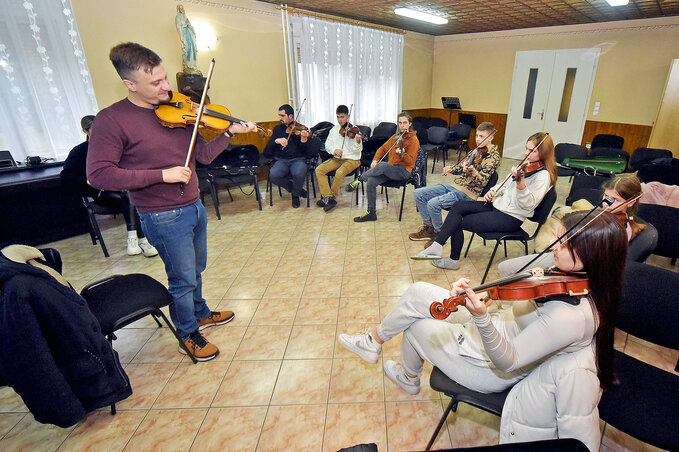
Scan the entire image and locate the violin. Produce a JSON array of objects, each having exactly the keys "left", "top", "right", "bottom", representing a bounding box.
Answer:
[
  {"left": 155, "top": 91, "right": 272, "bottom": 137},
  {"left": 459, "top": 129, "right": 497, "bottom": 167},
  {"left": 285, "top": 121, "right": 309, "bottom": 136},
  {"left": 513, "top": 161, "right": 545, "bottom": 180},
  {"left": 429, "top": 268, "right": 590, "bottom": 320},
  {"left": 339, "top": 122, "right": 365, "bottom": 141}
]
